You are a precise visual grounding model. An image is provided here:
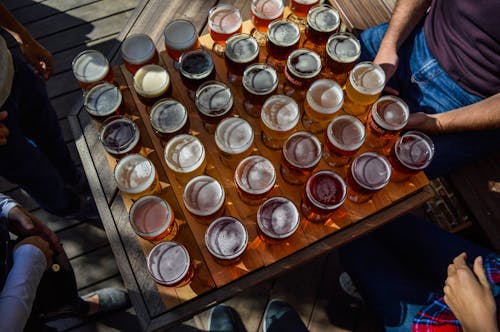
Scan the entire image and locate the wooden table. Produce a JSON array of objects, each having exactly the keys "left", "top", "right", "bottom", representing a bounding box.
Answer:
[{"left": 69, "top": 1, "right": 433, "bottom": 331}]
